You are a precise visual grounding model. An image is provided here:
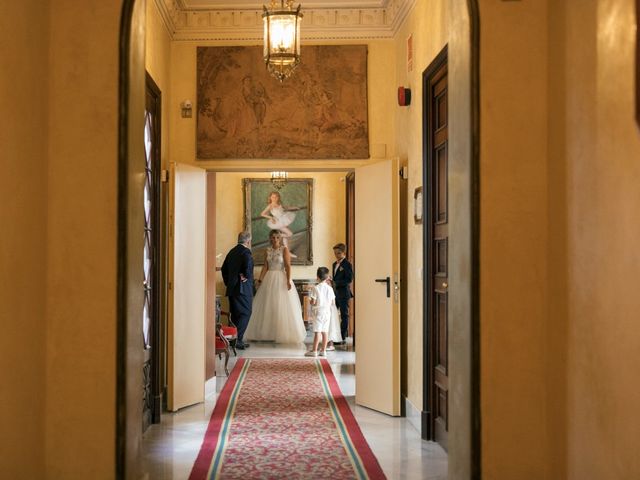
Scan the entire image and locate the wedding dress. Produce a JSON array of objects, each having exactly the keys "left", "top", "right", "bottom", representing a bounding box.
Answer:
[
  {"left": 244, "top": 246, "right": 307, "bottom": 343},
  {"left": 328, "top": 305, "right": 343, "bottom": 343}
]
